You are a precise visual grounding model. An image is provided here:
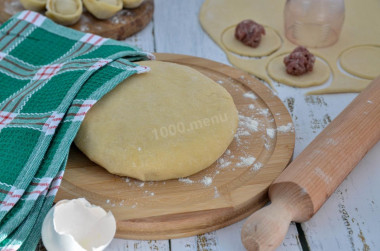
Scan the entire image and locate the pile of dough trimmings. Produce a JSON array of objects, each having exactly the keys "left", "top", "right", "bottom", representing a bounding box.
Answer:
[
  {"left": 74, "top": 61, "right": 239, "bottom": 181},
  {"left": 19, "top": 0, "right": 145, "bottom": 25}
]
